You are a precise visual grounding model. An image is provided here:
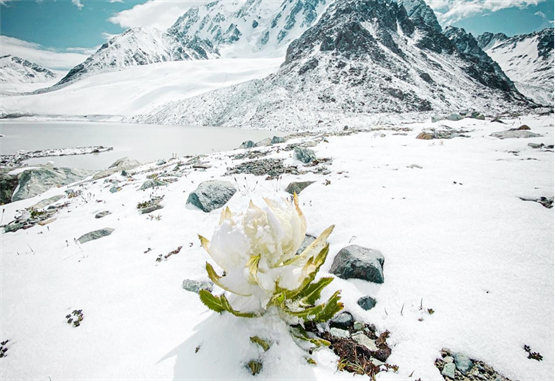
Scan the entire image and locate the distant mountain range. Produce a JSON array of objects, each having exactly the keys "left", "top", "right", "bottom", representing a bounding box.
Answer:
[
  {"left": 1, "top": 0, "right": 553, "bottom": 126},
  {"left": 0, "top": 55, "right": 57, "bottom": 83},
  {"left": 478, "top": 28, "right": 554, "bottom": 106}
]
